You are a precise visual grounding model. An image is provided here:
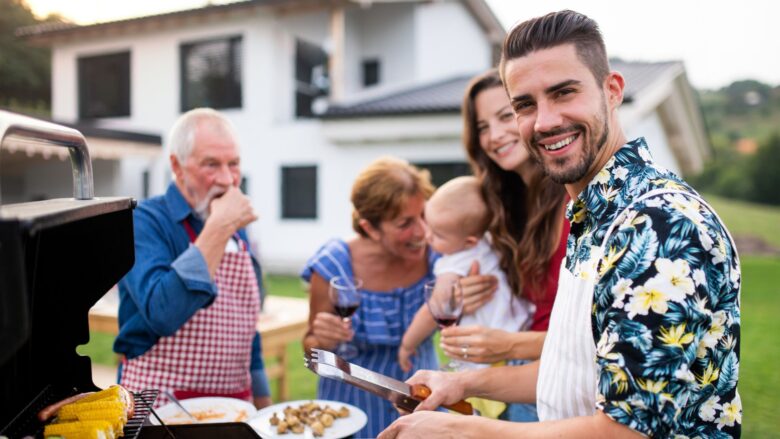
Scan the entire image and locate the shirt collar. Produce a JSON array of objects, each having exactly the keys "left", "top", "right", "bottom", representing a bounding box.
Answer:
[
  {"left": 165, "top": 182, "right": 196, "bottom": 223},
  {"left": 566, "top": 137, "right": 651, "bottom": 224}
]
